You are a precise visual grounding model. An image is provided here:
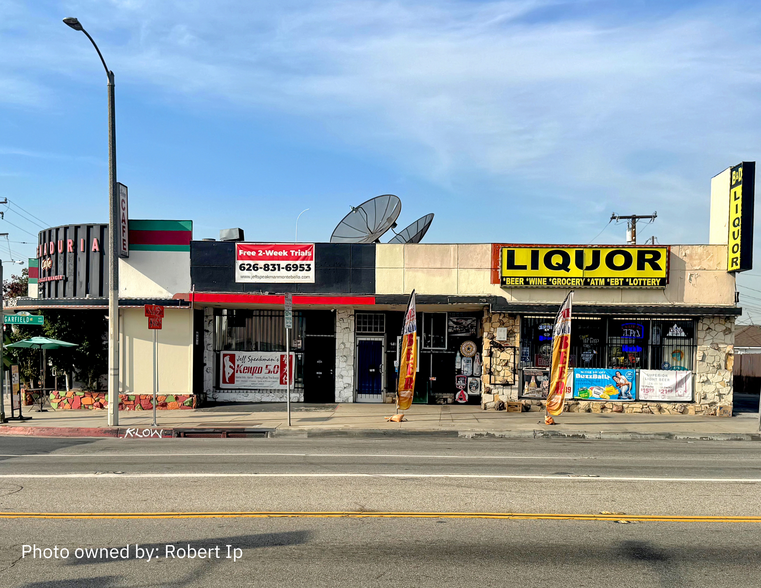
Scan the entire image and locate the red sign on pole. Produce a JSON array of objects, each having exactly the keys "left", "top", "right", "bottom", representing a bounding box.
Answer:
[
  {"left": 148, "top": 317, "right": 163, "bottom": 330},
  {"left": 144, "top": 304, "right": 164, "bottom": 318}
]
